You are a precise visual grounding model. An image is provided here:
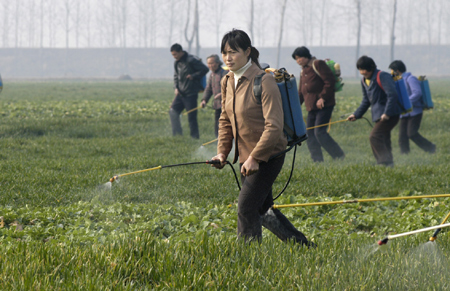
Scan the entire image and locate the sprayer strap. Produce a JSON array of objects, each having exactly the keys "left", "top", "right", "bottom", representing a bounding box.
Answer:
[
  {"left": 374, "top": 71, "right": 407, "bottom": 113},
  {"left": 312, "top": 60, "right": 321, "bottom": 79},
  {"left": 253, "top": 73, "right": 265, "bottom": 104}
]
